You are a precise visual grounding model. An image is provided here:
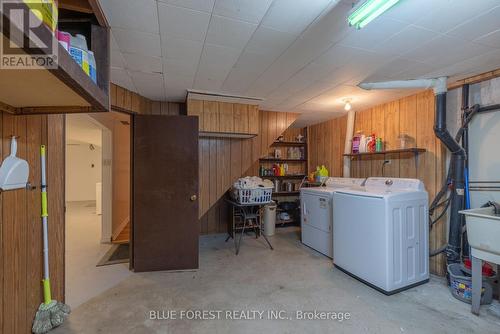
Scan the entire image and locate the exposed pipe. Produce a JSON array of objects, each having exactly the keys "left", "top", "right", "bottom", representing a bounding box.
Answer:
[
  {"left": 343, "top": 109, "right": 356, "bottom": 177},
  {"left": 358, "top": 76, "right": 465, "bottom": 264}
]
